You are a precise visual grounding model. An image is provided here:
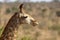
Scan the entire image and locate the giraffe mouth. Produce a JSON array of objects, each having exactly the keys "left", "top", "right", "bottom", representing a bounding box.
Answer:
[
  {"left": 31, "top": 21, "right": 39, "bottom": 26},
  {"left": 32, "top": 22, "right": 38, "bottom": 26}
]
